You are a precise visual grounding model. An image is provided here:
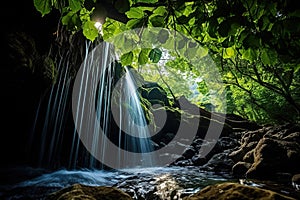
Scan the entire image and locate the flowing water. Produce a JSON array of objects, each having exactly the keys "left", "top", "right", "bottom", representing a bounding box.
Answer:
[
  {"left": 1, "top": 40, "right": 233, "bottom": 200},
  {"left": 0, "top": 166, "right": 233, "bottom": 199},
  {"left": 3, "top": 40, "right": 225, "bottom": 199},
  {"left": 71, "top": 42, "right": 155, "bottom": 169},
  {"left": 29, "top": 41, "right": 155, "bottom": 169}
]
